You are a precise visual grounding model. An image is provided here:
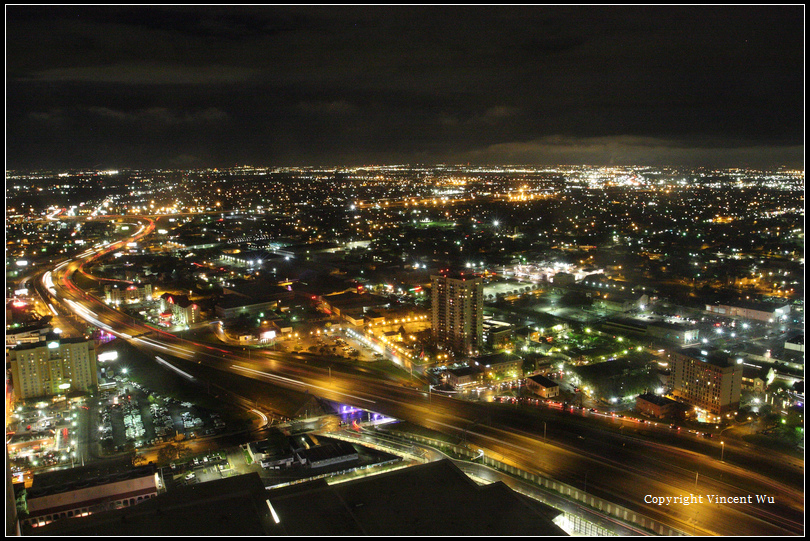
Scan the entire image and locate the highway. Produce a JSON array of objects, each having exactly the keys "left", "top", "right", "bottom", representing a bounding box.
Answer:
[{"left": 35, "top": 216, "right": 805, "bottom": 536}]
